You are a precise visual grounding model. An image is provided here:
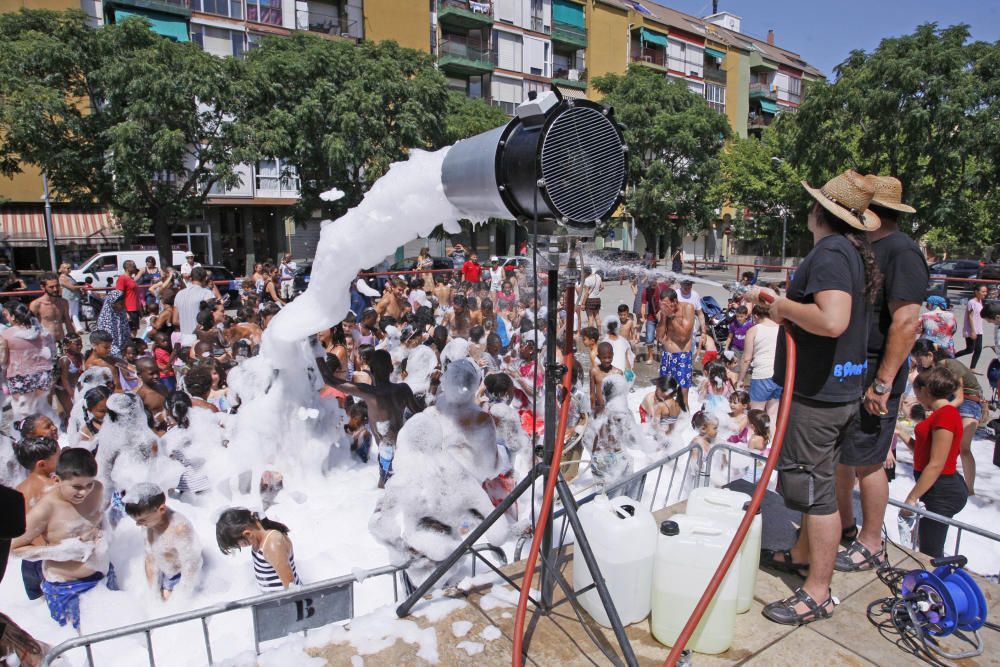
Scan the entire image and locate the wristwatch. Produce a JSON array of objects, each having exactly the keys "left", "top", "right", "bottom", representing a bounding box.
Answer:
[{"left": 873, "top": 380, "right": 891, "bottom": 396}]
